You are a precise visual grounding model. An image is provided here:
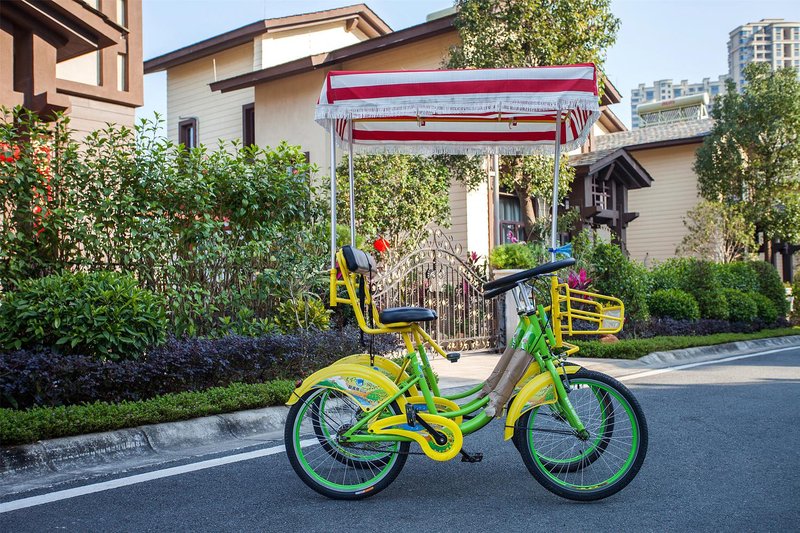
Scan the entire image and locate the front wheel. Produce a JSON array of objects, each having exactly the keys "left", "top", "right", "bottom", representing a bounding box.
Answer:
[{"left": 513, "top": 369, "right": 648, "bottom": 501}]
